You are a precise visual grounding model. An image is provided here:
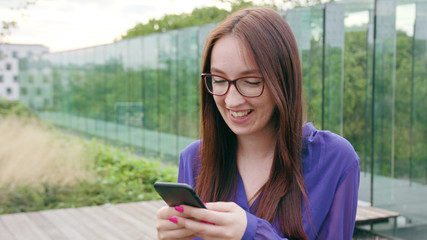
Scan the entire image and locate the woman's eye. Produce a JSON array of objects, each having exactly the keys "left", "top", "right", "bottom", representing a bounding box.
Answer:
[
  {"left": 243, "top": 78, "right": 262, "bottom": 85},
  {"left": 213, "top": 78, "right": 226, "bottom": 83}
]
